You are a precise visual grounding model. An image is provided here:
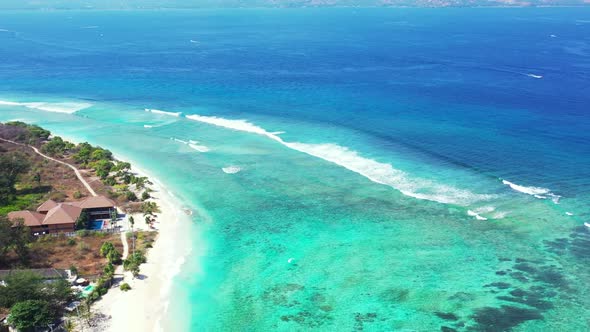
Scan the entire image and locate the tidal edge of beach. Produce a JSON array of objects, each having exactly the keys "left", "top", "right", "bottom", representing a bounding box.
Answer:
[{"left": 55, "top": 133, "right": 199, "bottom": 332}]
